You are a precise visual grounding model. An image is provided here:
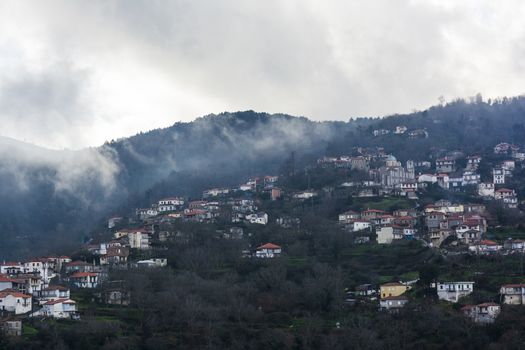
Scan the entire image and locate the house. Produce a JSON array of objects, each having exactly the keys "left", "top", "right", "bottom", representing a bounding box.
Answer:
[
  {"left": 468, "top": 240, "right": 502, "bottom": 254},
  {"left": 0, "top": 318, "right": 22, "bottom": 336},
  {"left": 338, "top": 210, "right": 360, "bottom": 223},
  {"left": 137, "top": 259, "right": 167, "bottom": 268},
  {"left": 0, "top": 290, "right": 32, "bottom": 314},
  {"left": 425, "top": 211, "right": 446, "bottom": 229},
  {"left": 293, "top": 191, "right": 317, "bottom": 200},
  {"left": 373, "top": 129, "right": 390, "bottom": 136},
  {"left": 466, "top": 156, "right": 482, "bottom": 171},
  {"left": 101, "top": 288, "right": 130, "bottom": 305},
  {"left": 64, "top": 261, "right": 95, "bottom": 274},
  {"left": 246, "top": 212, "right": 268, "bottom": 225},
  {"left": 355, "top": 284, "right": 377, "bottom": 299},
  {"left": 493, "top": 168, "right": 505, "bottom": 184},
  {"left": 100, "top": 246, "right": 129, "bottom": 266},
  {"left": 504, "top": 239, "right": 525, "bottom": 252},
  {"left": 435, "top": 282, "right": 474, "bottom": 302},
  {"left": 436, "top": 157, "right": 455, "bottom": 173},
  {"left": 203, "top": 188, "right": 230, "bottom": 198},
  {"left": 69, "top": 272, "right": 98, "bottom": 288},
  {"left": 255, "top": 243, "right": 282, "bottom": 258},
  {"left": 349, "top": 220, "right": 371, "bottom": 232},
  {"left": 376, "top": 226, "right": 403, "bottom": 244},
  {"left": 128, "top": 230, "right": 150, "bottom": 250},
  {"left": 500, "top": 284, "right": 525, "bottom": 304},
  {"left": 0, "top": 275, "right": 24, "bottom": 292},
  {"left": 375, "top": 164, "right": 415, "bottom": 188},
  {"left": 462, "top": 171, "right": 480, "bottom": 186},
  {"left": 380, "top": 282, "right": 409, "bottom": 298},
  {"left": 394, "top": 125, "right": 407, "bottom": 134},
  {"left": 393, "top": 216, "right": 417, "bottom": 227},
  {"left": 361, "top": 209, "right": 387, "bottom": 220},
  {"left": 494, "top": 188, "right": 516, "bottom": 200},
  {"left": 39, "top": 285, "right": 70, "bottom": 304},
  {"left": 23, "top": 258, "right": 55, "bottom": 284},
  {"left": 463, "top": 203, "right": 486, "bottom": 214},
  {"left": 408, "top": 129, "right": 428, "bottom": 139},
  {"left": 39, "top": 299, "right": 78, "bottom": 319},
  {"left": 158, "top": 197, "right": 184, "bottom": 207},
  {"left": 0, "top": 262, "right": 22, "bottom": 275},
  {"left": 478, "top": 183, "right": 495, "bottom": 197},
  {"left": 462, "top": 303, "right": 500, "bottom": 324},
  {"left": 380, "top": 296, "right": 409, "bottom": 310}
]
